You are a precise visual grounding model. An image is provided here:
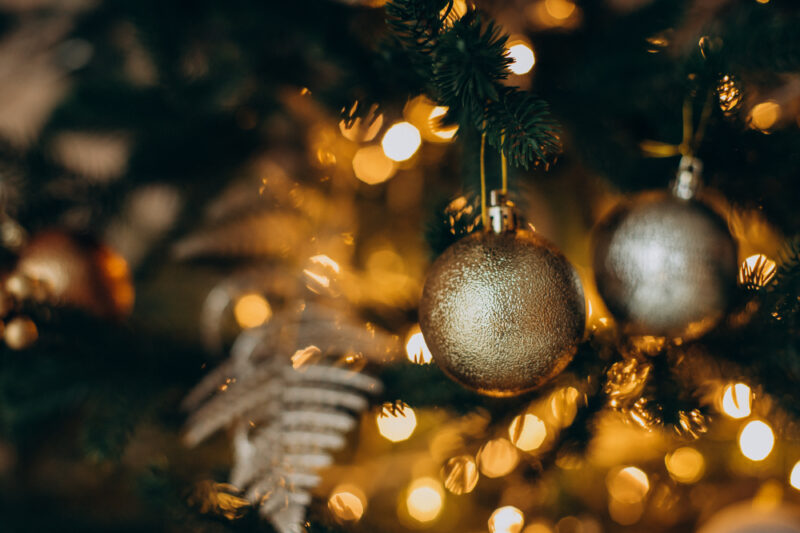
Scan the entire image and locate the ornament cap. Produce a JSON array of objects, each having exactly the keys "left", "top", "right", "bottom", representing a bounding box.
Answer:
[
  {"left": 487, "top": 190, "right": 518, "bottom": 233},
  {"left": 671, "top": 155, "right": 703, "bottom": 200}
]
